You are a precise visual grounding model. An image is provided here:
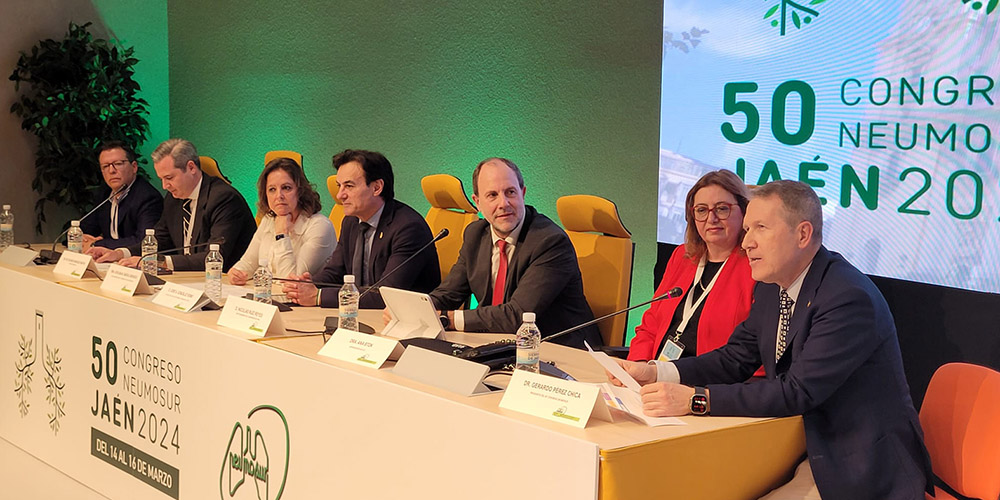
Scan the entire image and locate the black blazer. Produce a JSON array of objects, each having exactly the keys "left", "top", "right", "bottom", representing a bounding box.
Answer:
[
  {"left": 128, "top": 175, "right": 256, "bottom": 272},
  {"left": 314, "top": 199, "right": 440, "bottom": 309},
  {"left": 81, "top": 176, "right": 163, "bottom": 250},
  {"left": 430, "top": 206, "right": 602, "bottom": 349},
  {"left": 673, "top": 247, "right": 933, "bottom": 499}
]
